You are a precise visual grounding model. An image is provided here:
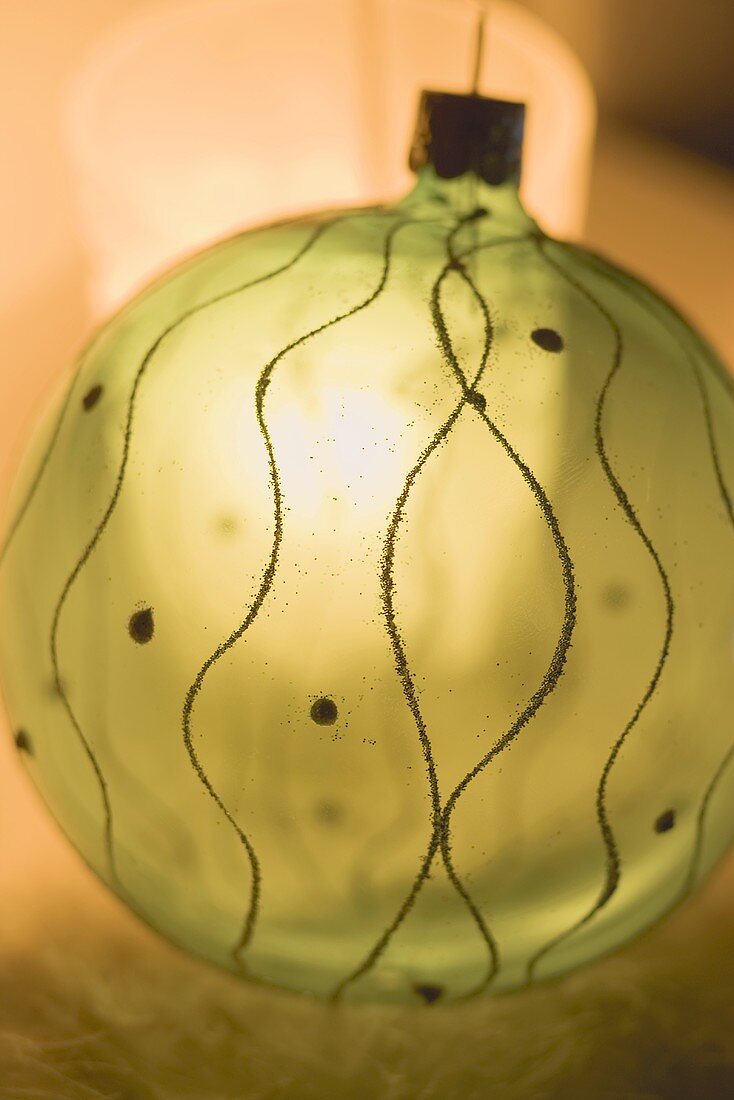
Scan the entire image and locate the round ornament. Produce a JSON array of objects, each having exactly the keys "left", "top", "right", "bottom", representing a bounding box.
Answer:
[{"left": 1, "top": 91, "right": 732, "bottom": 1004}]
